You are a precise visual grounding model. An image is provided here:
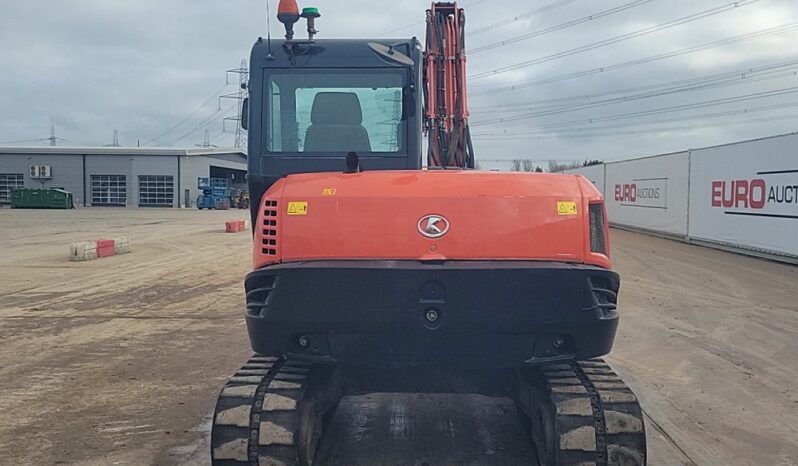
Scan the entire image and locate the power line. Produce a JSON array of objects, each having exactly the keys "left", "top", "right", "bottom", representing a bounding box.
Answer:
[
  {"left": 469, "top": 0, "right": 654, "bottom": 54},
  {"left": 166, "top": 108, "right": 226, "bottom": 146},
  {"left": 472, "top": 85, "right": 798, "bottom": 130},
  {"left": 47, "top": 124, "right": 65, "bottom": 146},
  {"left": 220, "top": 59, "right": 249, "bottom": 149},
  {"left": 473, "top": 102, "right": 798, "bottom": 137},
  {"left": 472, "top": 100, "right": 798, "bottom": 137},
  {"left": 103, "top": 129, "right": 121, "bottom": 147},
  {"left": 468, "top": 0, "right": 581, "bottom": 37},
  {"left": 470, "top": 67, "right": 798, "bottom": 124},
  {"left": 209, "top": 129, "right": 227, "bottom": 144},
  {"left": 0, "top": 138, "right": 44, "bottom": 145},
  {"left": 165, "top": 103, "right": 236, "bottom": 147},
  {"left": 147, "top": 81, "right": 229, "bottom": 144},
  {"left": 474, "top": 112, "right": 798, "bottom": 140},
  {"left": 196, "top": 129, "right": 217, "bottom": 148},
  {"left": 471, "top": 59, "right": 798, "bottom": 111},
  {"left": 469, "top": 0, "right": 760, "bottom": 80},
  {"left": 468, "top": 22, "right": 798, "bottom": 96}
]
